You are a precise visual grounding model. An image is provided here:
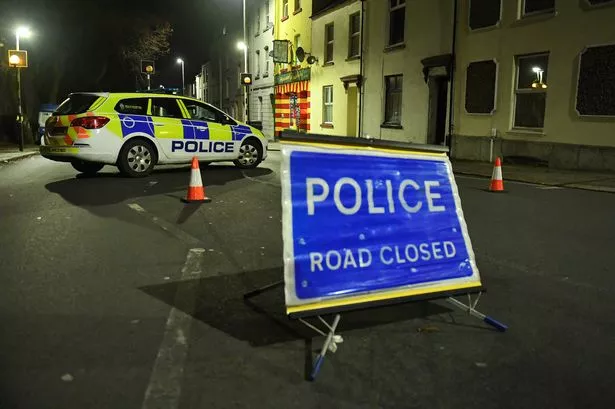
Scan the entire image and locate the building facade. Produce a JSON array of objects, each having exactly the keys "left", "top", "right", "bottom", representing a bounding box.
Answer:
[
  {"left": 310, "top": 0, "right": 363, "bottom": 137},
  {"left": 452, "top": 0, "right": 615, "bottom": 171},
  {"left": 361, "top": 0, "right": 455, "bottom": 144},
  {"left": 274, "top": 0, "right": 313, "bottom": 137},
  {"left": 248, "top": 0, "right": 276, "bottom": 139}
]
